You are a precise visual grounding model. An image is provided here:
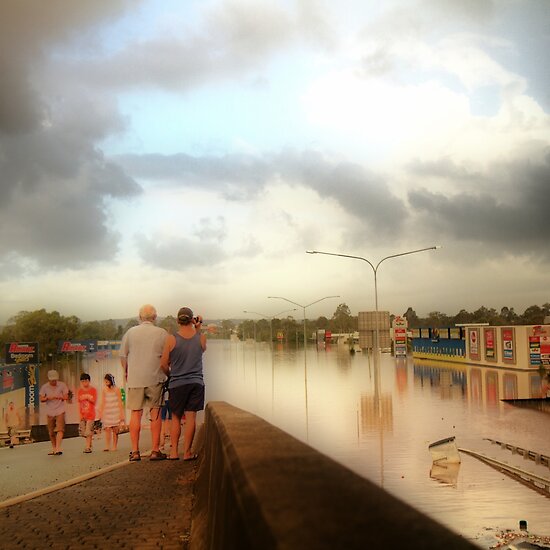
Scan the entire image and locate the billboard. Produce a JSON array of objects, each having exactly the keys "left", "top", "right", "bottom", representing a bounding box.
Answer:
[
  {"left": 501, "top": 327, "right": 516, "bottom": 364},
  {"left": 57, "top": 340, "right": 98, "bottom": 353},
  {"left": 468, "top": 328, "right": 480, "bottom": 361},
  {"left": 5, "top": 342, "right": 39, "bottom": 365},
  {"left": 483, "top": 328, "right": 497, "bottom": 362},
  {"left": 392, "top": 316, "right": 408, "bottom": 357}
]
